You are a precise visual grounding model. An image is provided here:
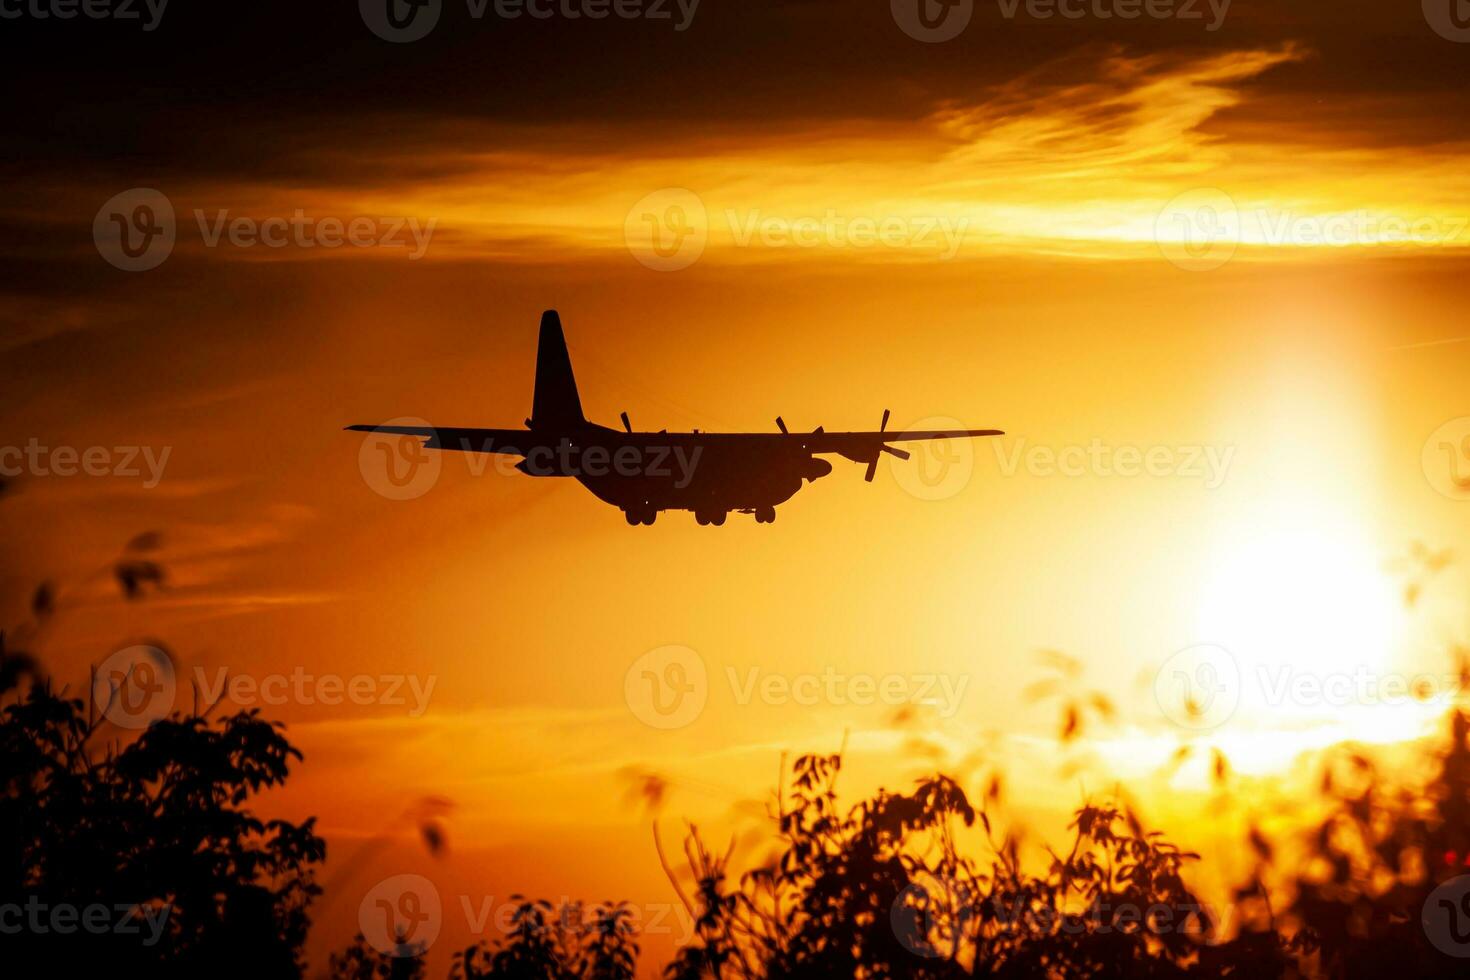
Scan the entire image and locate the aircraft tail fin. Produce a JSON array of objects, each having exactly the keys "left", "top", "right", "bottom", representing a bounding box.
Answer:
[{"left": 531, "top": 310, "right": 585, "bottom": 430}]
